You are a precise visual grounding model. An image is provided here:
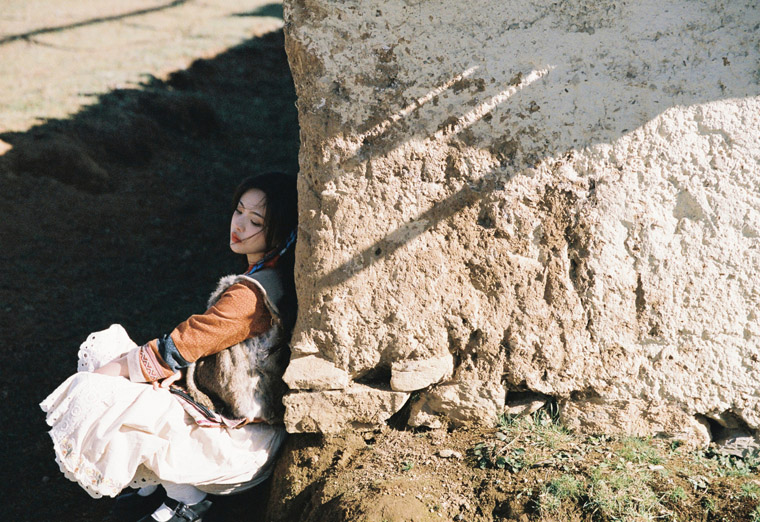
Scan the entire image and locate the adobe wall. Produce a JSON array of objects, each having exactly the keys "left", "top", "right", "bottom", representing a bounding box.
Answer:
[{"left": 281, "top": 0, "right": 760, "bottom": 445}]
